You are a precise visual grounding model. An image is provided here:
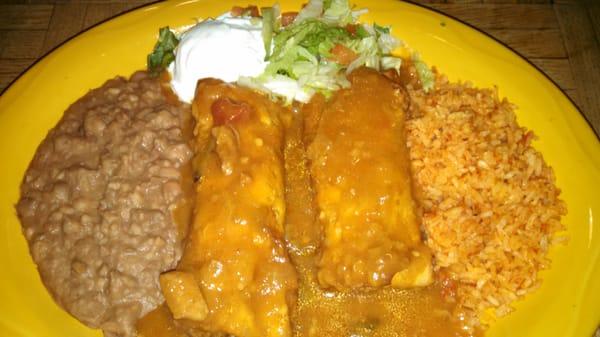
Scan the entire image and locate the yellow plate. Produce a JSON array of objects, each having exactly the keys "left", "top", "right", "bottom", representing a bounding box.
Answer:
[{"left": 0, "top": 1, "right": 598, "bottom": 336}]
